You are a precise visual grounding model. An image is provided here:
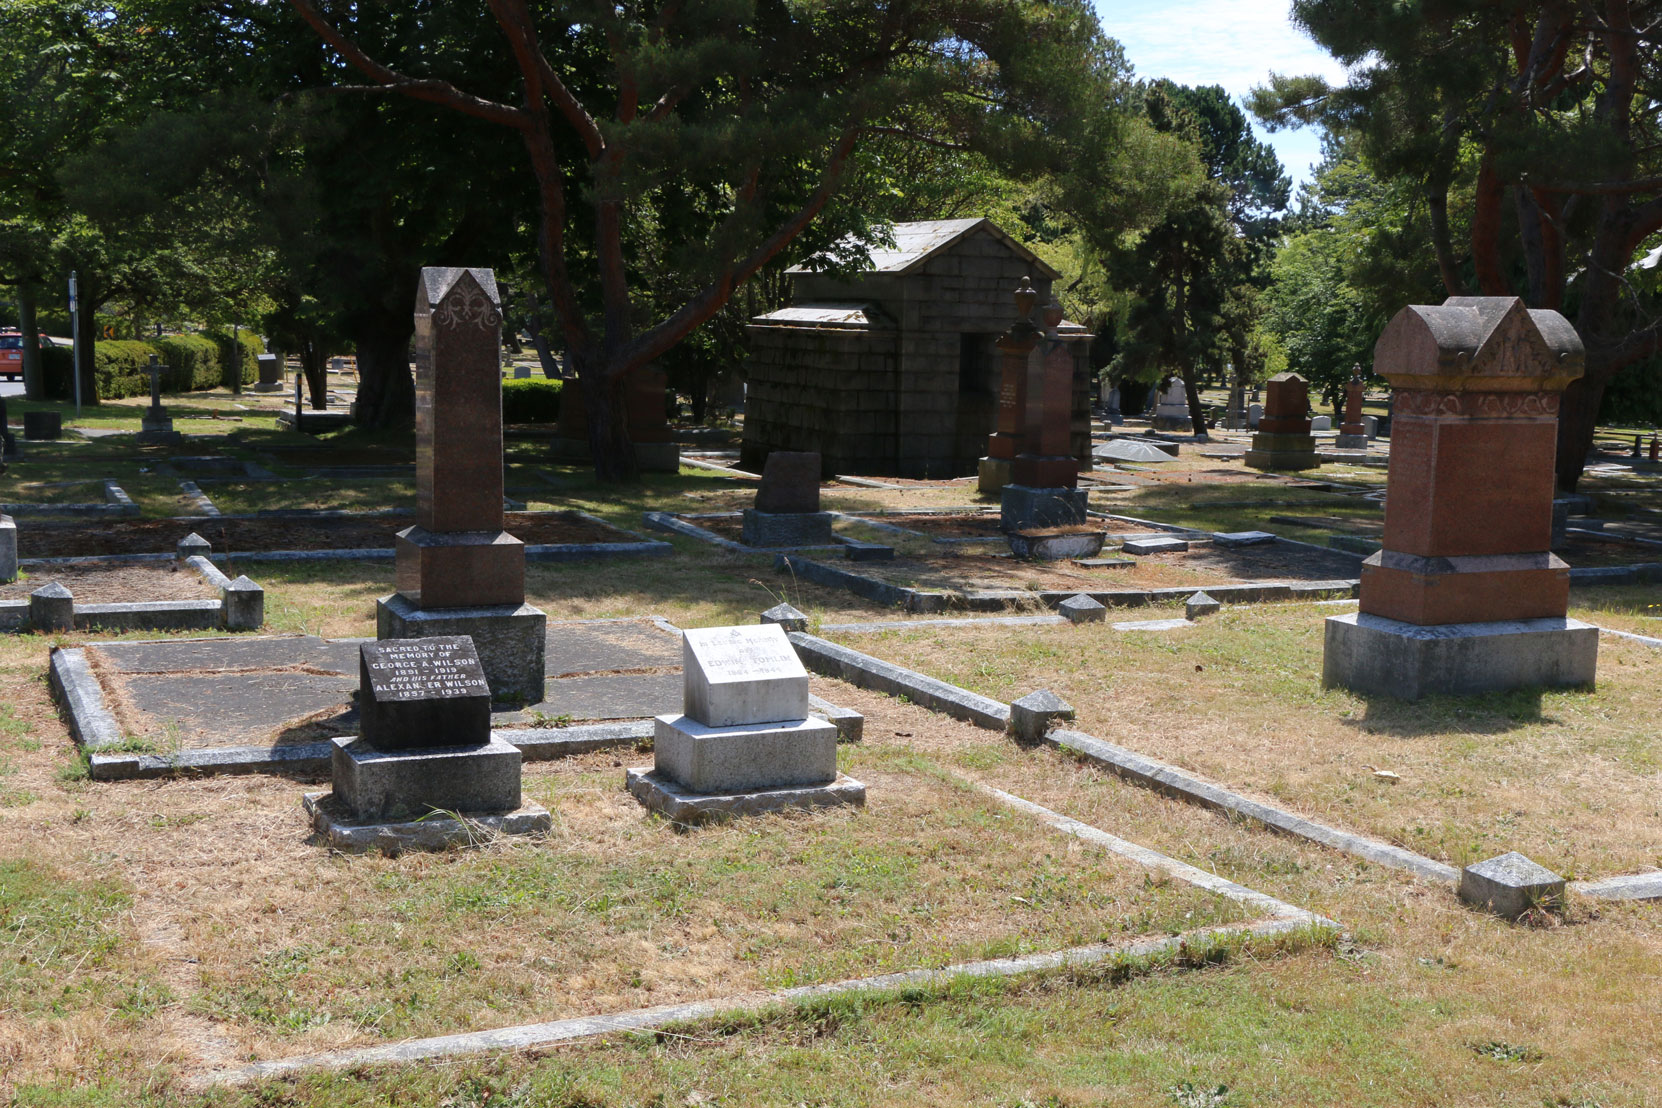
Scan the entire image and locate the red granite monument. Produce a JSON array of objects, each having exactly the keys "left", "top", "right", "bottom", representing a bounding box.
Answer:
[
  {"left": 976, "top": 278, "right": 1041, "bottom": 495},
  {"left": 1322, "top": 296, "right": 1598, "bottom": 698},
  {"left": 1243, "top": 372, "right": 1318, "bottom": 471},
  {"left": 999, "top": 289, "right": 1086, "bottom": 531},
  {"left": 377, "top": 268, "right": 548, "bottom": 704}
]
